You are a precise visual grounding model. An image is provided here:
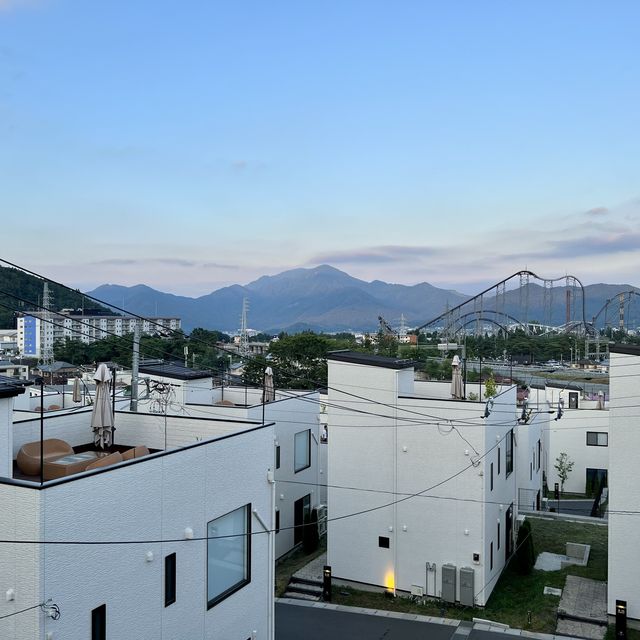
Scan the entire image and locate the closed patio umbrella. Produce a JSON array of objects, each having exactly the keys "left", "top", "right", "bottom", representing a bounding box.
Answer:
[
  {"left": 91, "top": 363, "right": 114, "bottom": 449},
  {"left": 451, "top": 355, "right": 464, "bottom": 399},
  {"left": 262, "top": 366, "right": 275, "bottom": 403},
  {"left": 72, "top": 376, "right": 82, "bottom": 403}
]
